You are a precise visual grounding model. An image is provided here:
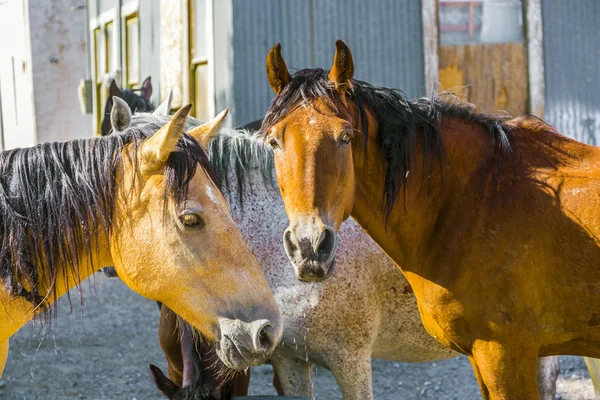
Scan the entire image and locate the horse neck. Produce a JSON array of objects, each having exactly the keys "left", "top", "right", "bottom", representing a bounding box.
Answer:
[
  {"left": 0, "top": 227, "right": 113, "bottom": 341},
  {"left": 351, "top": 111, "right": 491, "bottom": 270}
]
